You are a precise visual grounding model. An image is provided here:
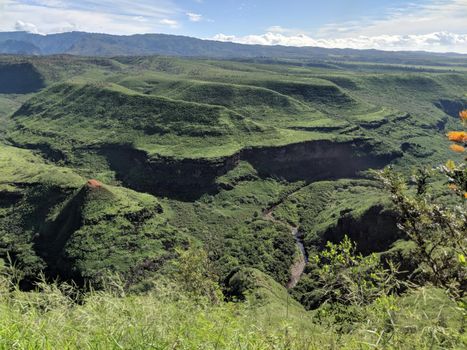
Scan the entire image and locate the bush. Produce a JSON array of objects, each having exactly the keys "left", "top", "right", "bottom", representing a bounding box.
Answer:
[
  {"left": 377, "top": 109, "right": 467, "bottom": 298},
  {"left": 378, "top": 168, "right": 466, "bottom": 297},
  {"left": 295, "top": 236, "right": 398, "bottom": 309},
  {"left": 172, "top": 245, "right": 223, "bottom": 304}
]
